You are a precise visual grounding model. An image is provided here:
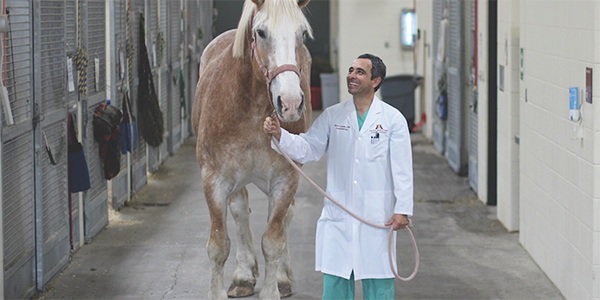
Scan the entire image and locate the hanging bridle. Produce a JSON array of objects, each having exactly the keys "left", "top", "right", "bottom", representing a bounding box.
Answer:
[{"left": 251, "top": 31, "right": 302, "bottom": 112}]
